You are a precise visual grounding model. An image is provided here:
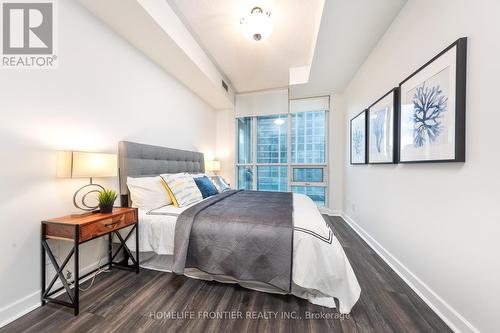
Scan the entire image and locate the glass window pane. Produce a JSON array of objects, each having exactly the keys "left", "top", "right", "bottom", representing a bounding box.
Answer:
[
  {"left": 257, "top": 166, "right": 287, "bottom": 192},
  {"left": 257, "top": 115, "right": 288, "bottom": 163},
  {"left": 293, "top": 168, "right": 324, "bottom": 182},
  {"left": 237, "top": 166, "right": 253, "bottom": 190},
  {"left": 292, "top": 186, "right": 326, "bottom": 207},
  {"left": 237, "top": 117, "right": 252, "bottom": 164},
  {"left": 291, "top": 111, "right": 326, "bottom": 164}
]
